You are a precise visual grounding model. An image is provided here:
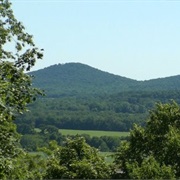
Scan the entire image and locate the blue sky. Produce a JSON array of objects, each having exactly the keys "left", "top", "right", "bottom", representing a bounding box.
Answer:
[{"left": 11, "top": 0, "right": 180, "bottom": 80}]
